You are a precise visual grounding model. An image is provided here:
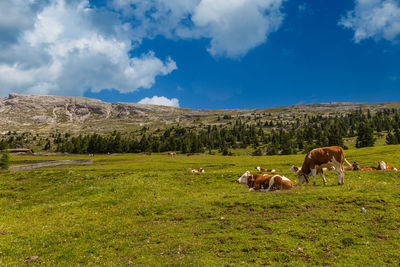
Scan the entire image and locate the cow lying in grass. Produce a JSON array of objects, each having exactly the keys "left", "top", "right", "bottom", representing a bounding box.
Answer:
[
  {"left": 351, "top": 161, "right": 397, "bottom": 171},
  {"left": 255, "top": 166, "right": 277, "bottom": 173},
  {"left": 352, "top": 162, "right": 377, "bottom": 171},
  {"left": 378, "top": 161, "right": 398, "bottom": 171},
  {"left": 236, "top": 171, "right": 293, "bottom": 192},
  {"left": 188, "top": 168, "right": 205, "bottom": 173}
]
